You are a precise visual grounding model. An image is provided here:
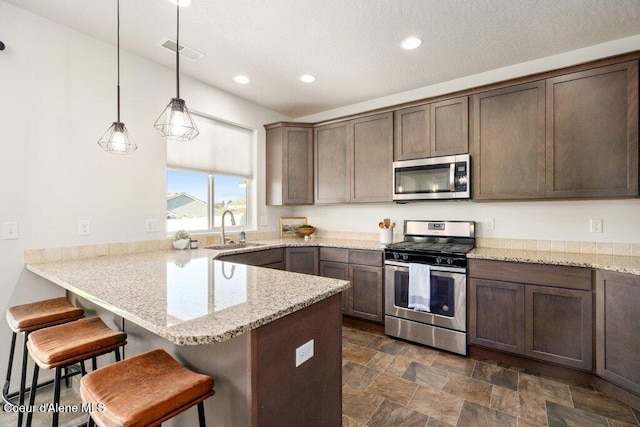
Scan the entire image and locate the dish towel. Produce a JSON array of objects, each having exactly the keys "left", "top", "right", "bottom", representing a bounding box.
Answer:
[{"left": 408, "top": 263, "right": 431, "bottom": 312}]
